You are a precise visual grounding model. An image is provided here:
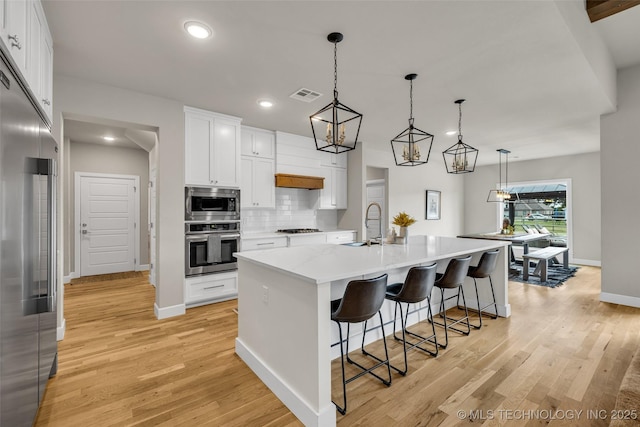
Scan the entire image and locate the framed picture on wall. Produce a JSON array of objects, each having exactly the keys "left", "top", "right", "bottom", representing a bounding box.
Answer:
[{"left": 426, "top": 190, "right": 441, "bottom": 220}]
